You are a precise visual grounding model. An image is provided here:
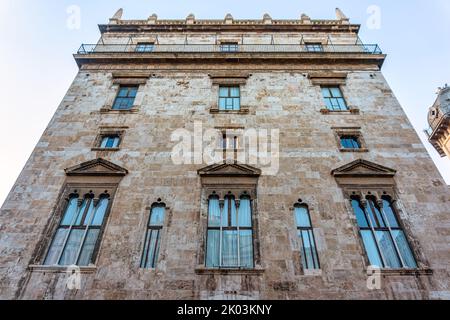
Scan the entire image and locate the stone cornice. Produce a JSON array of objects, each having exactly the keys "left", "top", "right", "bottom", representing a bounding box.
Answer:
[{"left": 98, "top": 21, "right": 360, "bottom": 34}]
